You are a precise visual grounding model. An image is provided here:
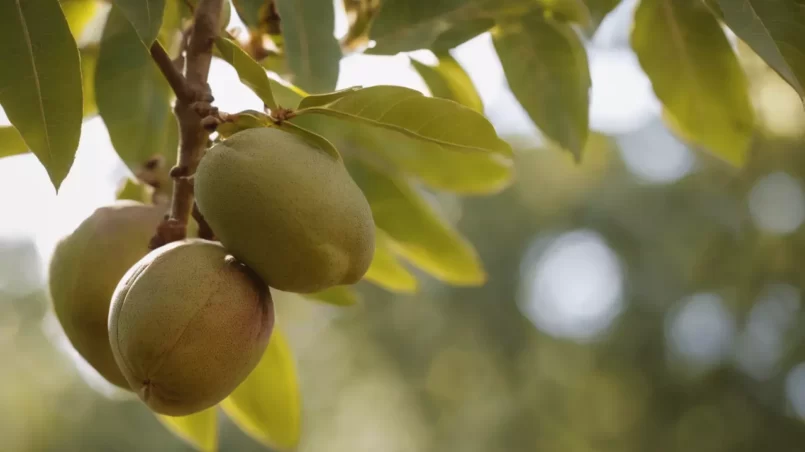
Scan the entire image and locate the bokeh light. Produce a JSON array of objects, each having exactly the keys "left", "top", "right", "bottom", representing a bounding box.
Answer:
[
  {"left": 666, "top": 293, "right": 735, "bottom": 370},
  {"left": 519, "top": 230, "right": 625, "bottom": 341},
  {"left": 748, "top": 172, "right": 805, "bottom": 235}
]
